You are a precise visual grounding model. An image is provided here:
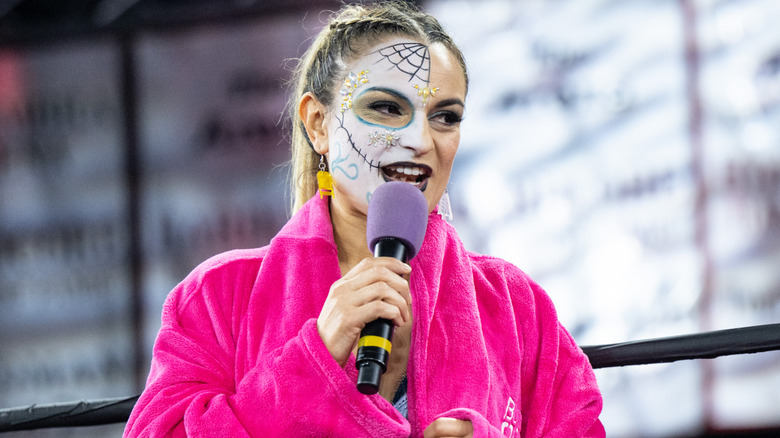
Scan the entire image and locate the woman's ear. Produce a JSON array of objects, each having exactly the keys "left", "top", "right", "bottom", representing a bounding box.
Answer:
[{"left": 299, "top": 92, "right": 330, "bottom": 155}]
